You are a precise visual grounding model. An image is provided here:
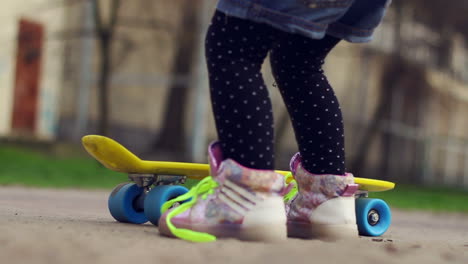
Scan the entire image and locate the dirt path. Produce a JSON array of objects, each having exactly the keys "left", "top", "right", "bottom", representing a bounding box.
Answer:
[{"left": 1, "top": 187, "right": 467, "bottom": 264}]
